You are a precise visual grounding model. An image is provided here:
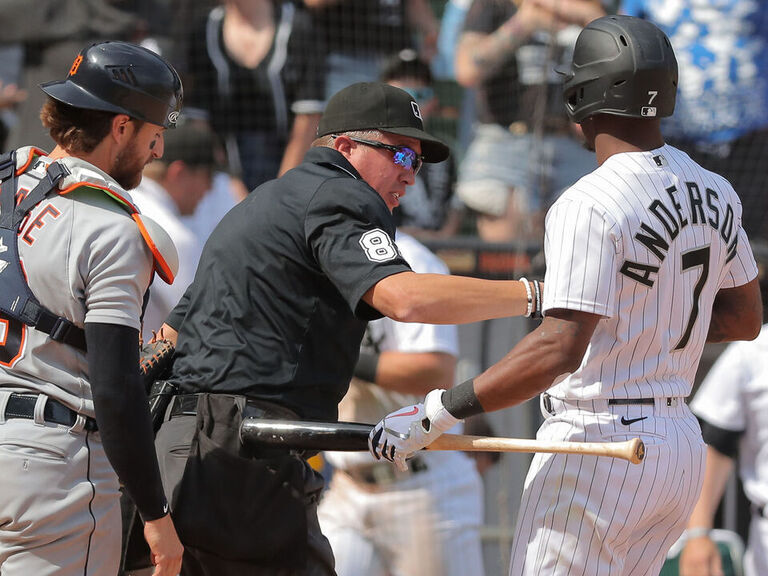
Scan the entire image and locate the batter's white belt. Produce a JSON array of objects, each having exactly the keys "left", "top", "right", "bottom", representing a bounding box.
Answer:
[{"left": 541, "top": 393, "right": 686, "bottom": 418}]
